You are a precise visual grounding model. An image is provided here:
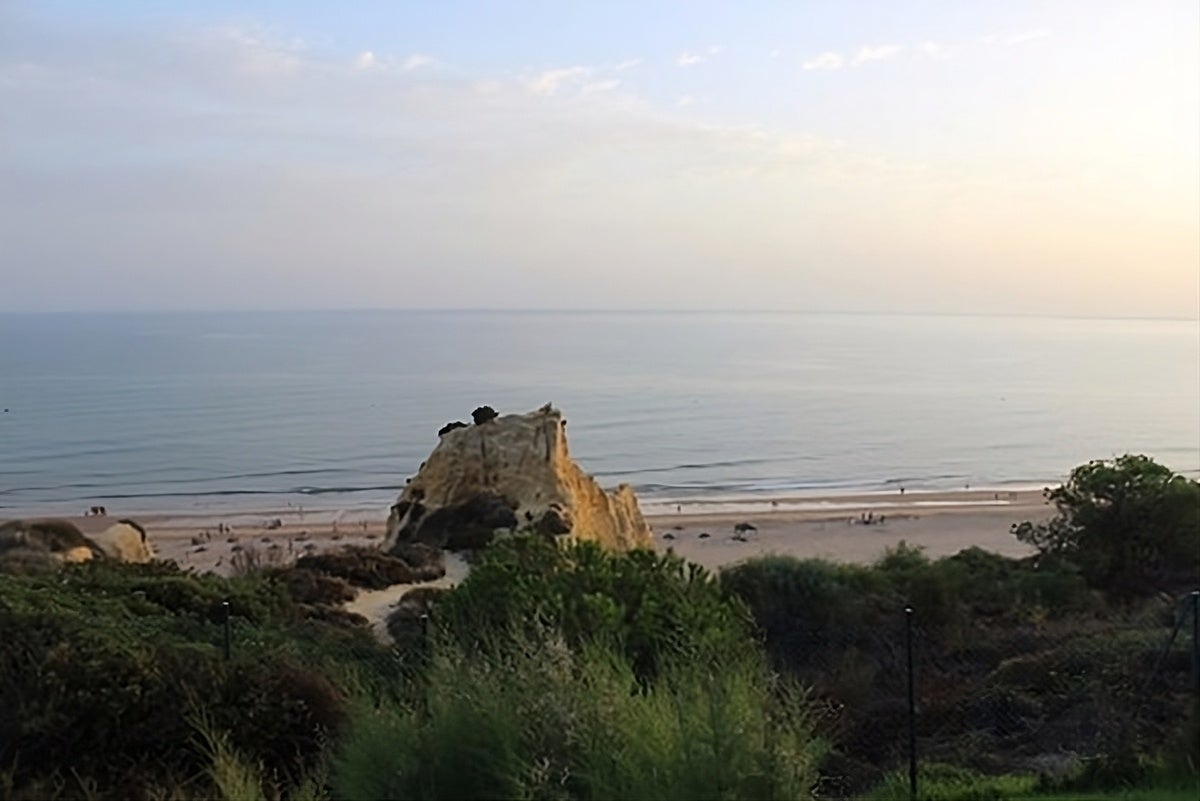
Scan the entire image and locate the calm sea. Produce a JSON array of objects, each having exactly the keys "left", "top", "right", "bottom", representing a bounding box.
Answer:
[{"left": 1, "top": 311, "right": 1197, "bottom": 517}]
